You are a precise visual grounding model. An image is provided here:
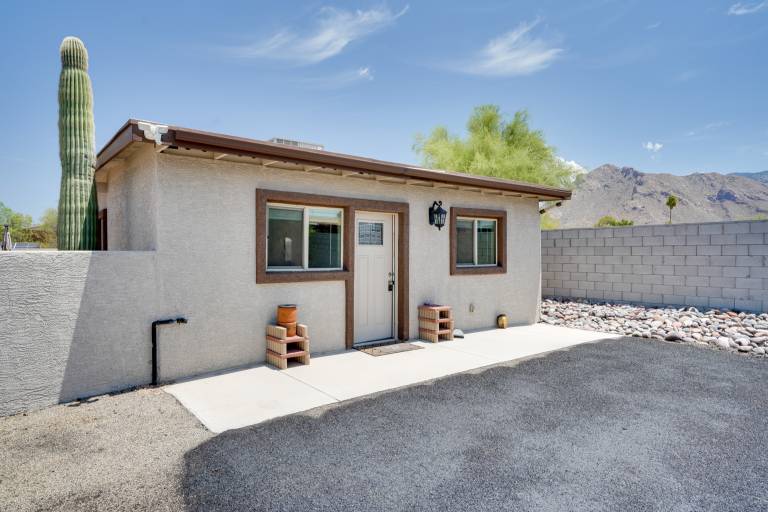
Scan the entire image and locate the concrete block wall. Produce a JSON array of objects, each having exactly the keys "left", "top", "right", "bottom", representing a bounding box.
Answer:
[{"left": 541, "top": 220, "right": 768, "bottom": 312}]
